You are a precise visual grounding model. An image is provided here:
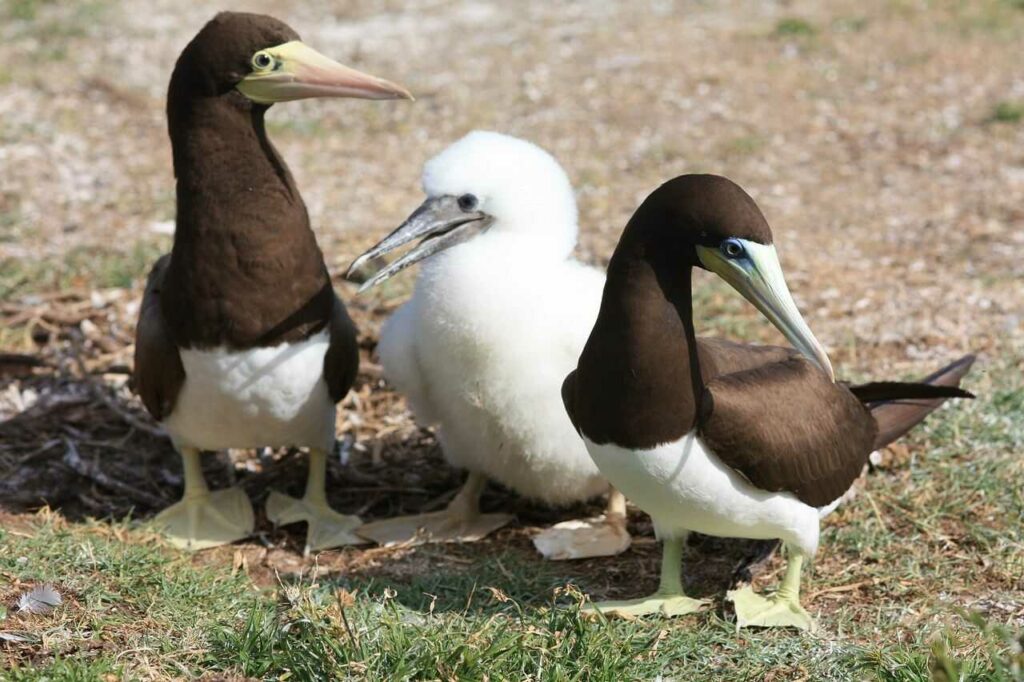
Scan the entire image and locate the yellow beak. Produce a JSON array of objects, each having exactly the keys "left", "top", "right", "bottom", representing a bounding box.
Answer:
[
  {"left": 236, "top": 40, "right": 413, "bottom": 104},
  {"left": 697, "top": 240, "right": 835, "bottom": 381}
]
